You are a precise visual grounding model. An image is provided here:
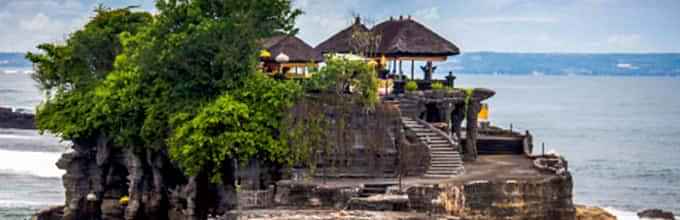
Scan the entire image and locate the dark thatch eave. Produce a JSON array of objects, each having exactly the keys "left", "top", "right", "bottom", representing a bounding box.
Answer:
[
  {"left": 315, "top": 20, "right": 370, "bottom": 54},
  {"left": 260, "top": 35, "right": 322, "bottom": 63},
  {"left": 371, "top": 18, "right": 460, "bottom": 57}
]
